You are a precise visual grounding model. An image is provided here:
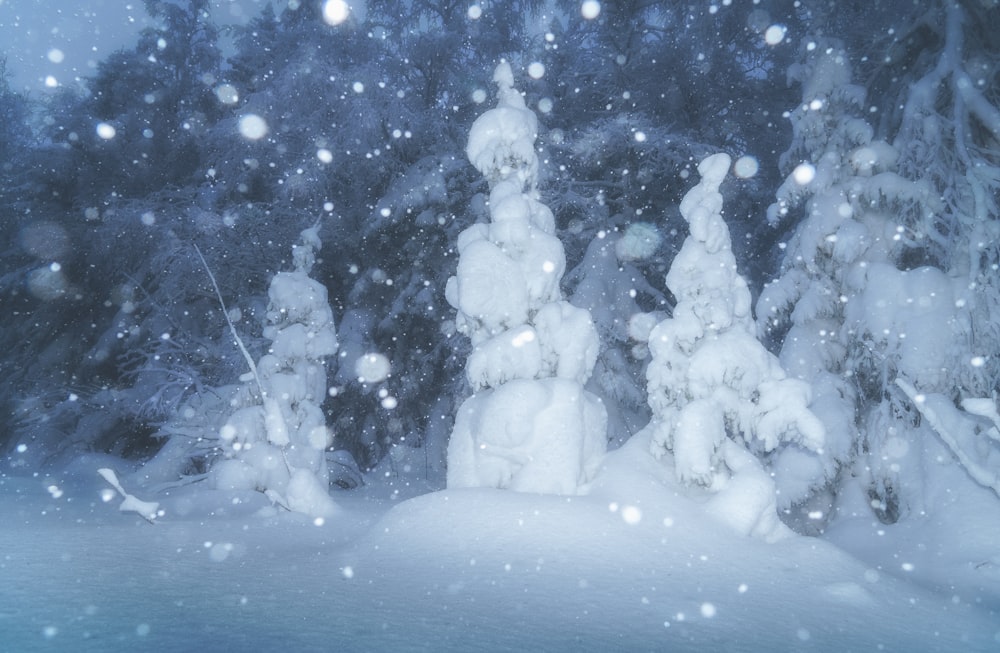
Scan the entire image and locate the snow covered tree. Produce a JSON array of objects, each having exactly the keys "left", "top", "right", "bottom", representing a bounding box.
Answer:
[
  {"left": 758, "top": 31, "right": 999, "bottom": 523},
  {"left": 756, "top": 40, "right": 928, "bottom": 518},
  {"left": 638, "top": 153, "right": 825, "bottom": 539},
  {"left": 210, "top": 225, "right": 339, "bottom": 518},
  {"left": 871, "top": 2, "right": 1000, "bottom": 512},
  {"left": 445, "top": 62, "right": 606, "bottom": 494}
]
